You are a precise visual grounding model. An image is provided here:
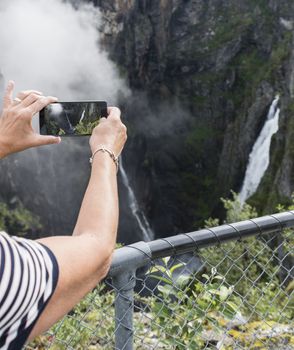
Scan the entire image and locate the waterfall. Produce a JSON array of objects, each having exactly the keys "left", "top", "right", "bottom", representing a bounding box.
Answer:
[
  {"left": 239, "top": 96, "right": 280, "bottom": 204},
  {"left": 119, "top": 159, "right": 154, "bottom": 242}
]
